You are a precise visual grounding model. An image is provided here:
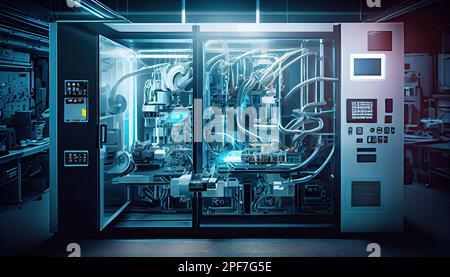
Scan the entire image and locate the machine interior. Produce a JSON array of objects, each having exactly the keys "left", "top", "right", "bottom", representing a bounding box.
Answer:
[{"left": 98, "top": 31, "right": 339, "bottom": 229}]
